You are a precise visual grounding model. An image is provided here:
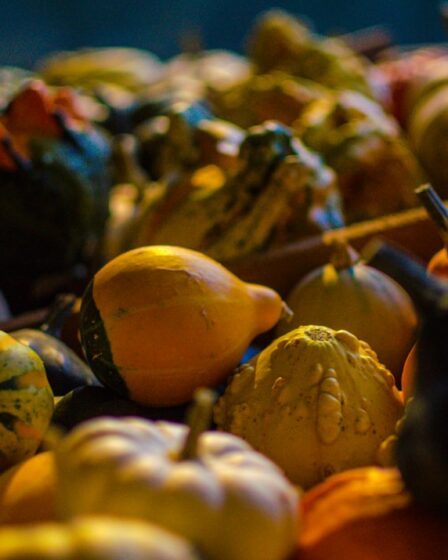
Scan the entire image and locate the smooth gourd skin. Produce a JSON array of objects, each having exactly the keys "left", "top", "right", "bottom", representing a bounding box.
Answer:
[
  {"left": 80, "top": 246, "right": 283, "bottom": 406},
  {"left": 215, "top": 325, "right": 404, "bottom": 488},
  {"left": 0, "top": 451, "right": 56, "bottom": 525},
  {"left": 56, "top": 416, "right": 299, "bottom": 560},
  {"left": 0, "top": 517, "right": 198, "bottom": 560},
  {"left": 298, "top": 467, "right": 448, "bottom": 560},
  {"left": 0, "top": 331, "right": 54, "bottom": 471},
  {"left": 52, "top": 385, "right": 188, "bottom": 431},
  {"left": 277, "top": 260, "right": 418, "bottom": 379},
  {"left": 12, "top": 329, "right": 98, "bottom": 396}
]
